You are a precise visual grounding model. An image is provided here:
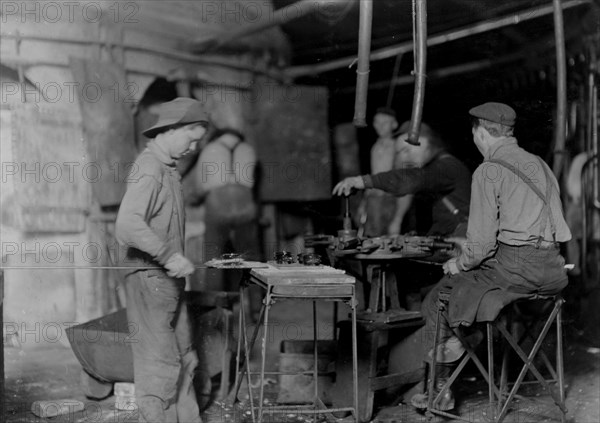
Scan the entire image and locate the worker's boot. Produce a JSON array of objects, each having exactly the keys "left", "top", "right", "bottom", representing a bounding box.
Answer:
[{"left": 411, "top": 363, "right": 456, "bottom": 411}]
